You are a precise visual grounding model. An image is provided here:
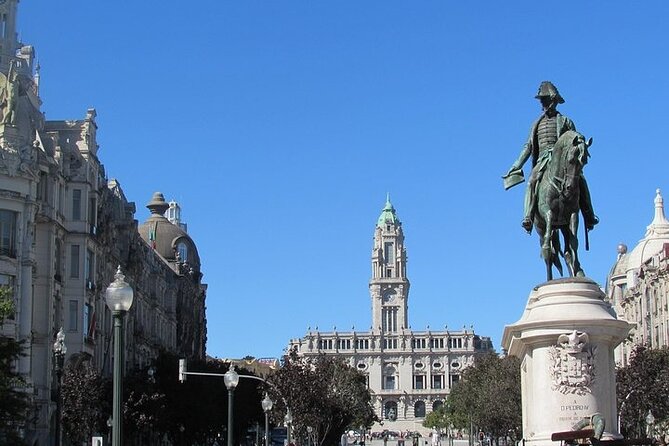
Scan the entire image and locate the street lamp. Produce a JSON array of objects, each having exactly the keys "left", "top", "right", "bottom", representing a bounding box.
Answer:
[
  {"left": 224, "top": 365, "right": 240, "bottom": 446},
  {"left": 52, "top": 327, "right": 67, "bottom": 446},
  {"left": 262, "top": 393, "right": 273, "bottom": 446},
  {"left": 307, "top": 426, "right": 313, "bottom": 446},
  {"left": 105, "top": 266, "right": 134, "bottom": 446},
  {"left": 284, "top": 409, "right": 293, "bottom": 445}
]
